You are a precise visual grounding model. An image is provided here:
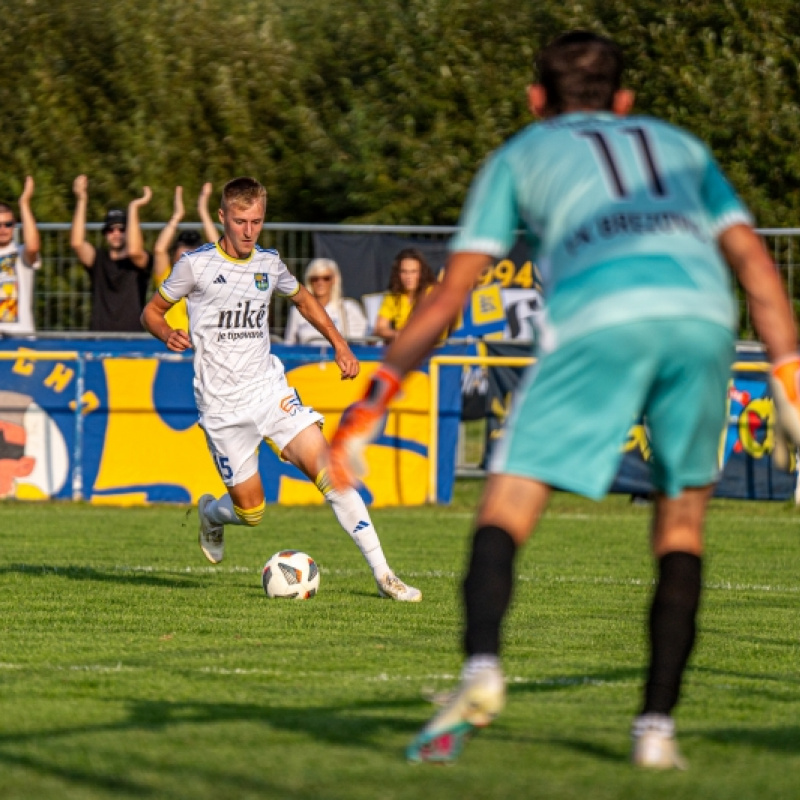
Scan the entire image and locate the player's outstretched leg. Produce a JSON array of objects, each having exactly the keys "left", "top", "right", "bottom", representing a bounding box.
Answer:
[
  {"left": 197, "top": 493, "right": 225, "bottom": 564},
  {"left": 407, "top": 657, "right": 505, "bottom": 763},
  {"left": 316, "top": 469, "right": 421, "bottom": 602}
]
